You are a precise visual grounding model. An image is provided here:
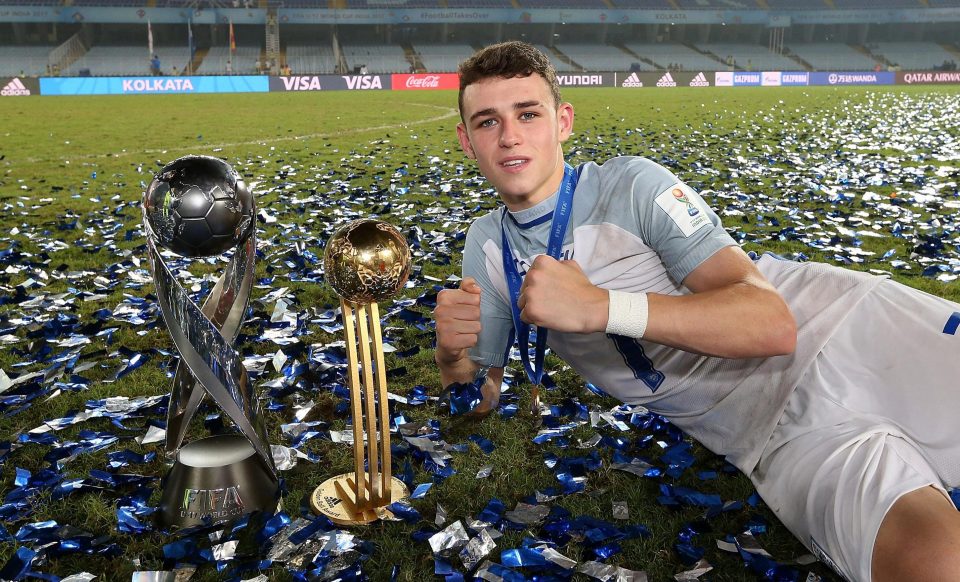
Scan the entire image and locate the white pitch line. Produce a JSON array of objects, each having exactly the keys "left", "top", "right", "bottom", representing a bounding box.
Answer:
[{"left": 18, "top": 102, "right": 459, "bottom": 165}]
